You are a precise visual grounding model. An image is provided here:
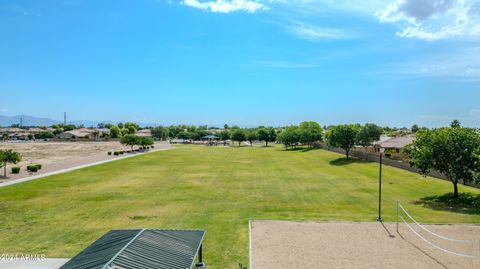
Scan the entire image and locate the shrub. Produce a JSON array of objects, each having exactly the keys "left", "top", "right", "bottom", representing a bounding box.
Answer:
[
  {"left": 108, "top": 152, "right": 112, "bottom": 155},
  {"left": 151, "top": 145, "right": 154, "bottom": 148},
  {"left": 114, "top": 151, "right": 120, "bottom": 156},
  {"left": 11, "top": 167, "right": 20, "bottom": 174},
  {"left": 27, "top": 165, "right": 38, "bottom": 172},
  {"left": 35, "top": 164, "right": 42, "bottom": 170}
]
